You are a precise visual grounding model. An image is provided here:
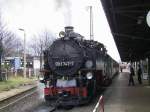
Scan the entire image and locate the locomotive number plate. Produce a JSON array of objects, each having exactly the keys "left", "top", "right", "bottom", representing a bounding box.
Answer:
[{"left": 55, "top": 61, "right": 74, "bottom": 67}]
